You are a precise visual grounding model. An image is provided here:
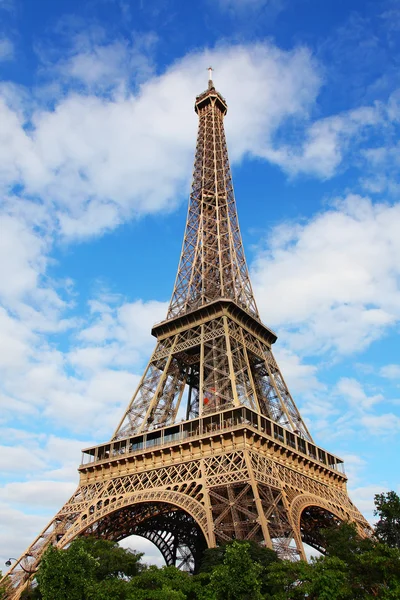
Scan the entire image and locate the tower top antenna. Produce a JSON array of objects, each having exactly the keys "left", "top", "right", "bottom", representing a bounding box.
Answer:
[{"left": 208, "top": 66, "right": 214, "bottom": 88}]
